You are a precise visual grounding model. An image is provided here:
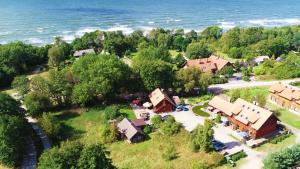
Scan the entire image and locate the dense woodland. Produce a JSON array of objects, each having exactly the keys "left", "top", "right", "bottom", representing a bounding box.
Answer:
[{"left": 2, "top": 25, "right": 300, "bottom": 168}]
